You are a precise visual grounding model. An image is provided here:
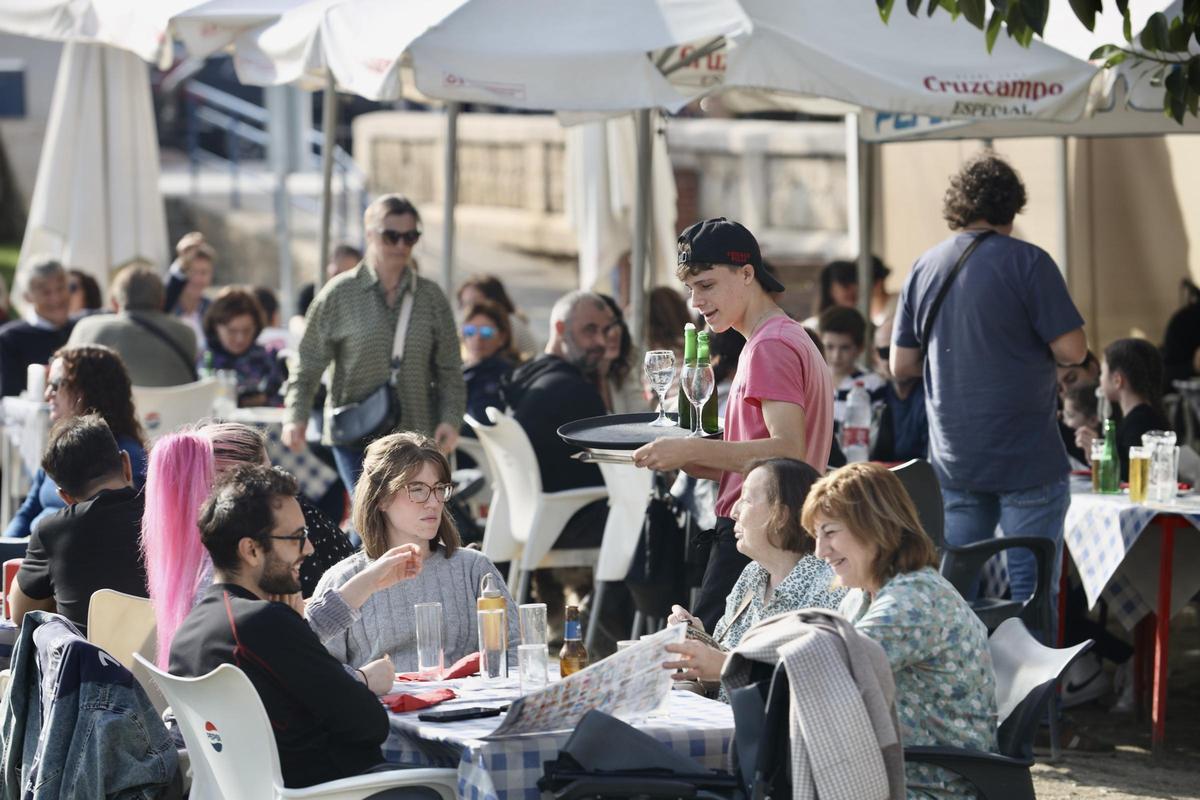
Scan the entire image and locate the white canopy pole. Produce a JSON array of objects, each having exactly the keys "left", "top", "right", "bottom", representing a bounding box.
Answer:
[
  {"left": 847, "top": 114, "right": 873, "bottom": 326},
  {"left": 318, "top": 71, "right": 337, "bottom": 290},
  {"left": 1056, "top": 137, "right": 1070, "bottom": 281},
  {"left": 441, "top": 102, "right": 460, "bottom": 293},
  {"left": 630, "top": 108, "right": 652, "bottom": 345}
]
